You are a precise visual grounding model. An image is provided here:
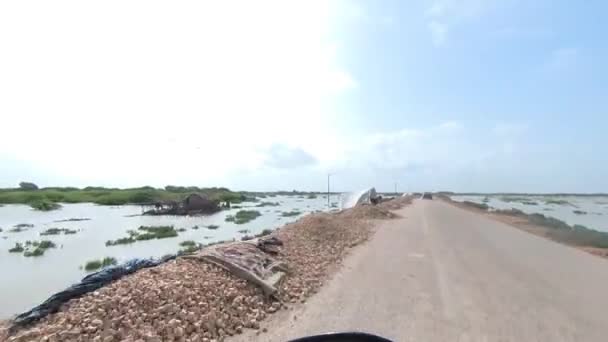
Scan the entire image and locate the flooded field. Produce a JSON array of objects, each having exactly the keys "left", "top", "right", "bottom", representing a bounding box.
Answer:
[
  {"left": 0, "top": 195, "right": 333, "bottom": 319},
  {"left": 451, "top": 195, "right": 608, "bottom": 232}
]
